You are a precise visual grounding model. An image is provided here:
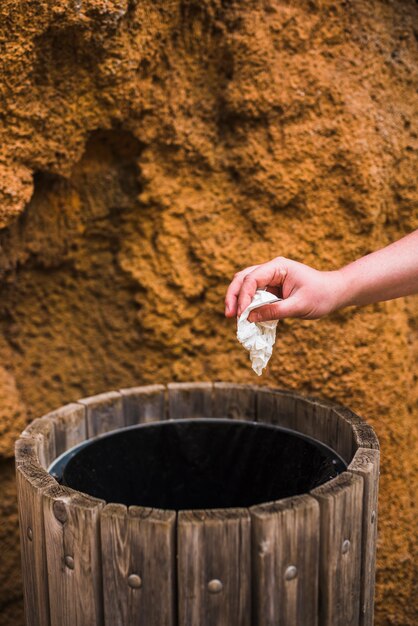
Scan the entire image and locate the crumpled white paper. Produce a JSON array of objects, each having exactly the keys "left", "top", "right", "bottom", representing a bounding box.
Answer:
[{"left": 237, "top": 289, "right": 281, "bottom": 376}]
